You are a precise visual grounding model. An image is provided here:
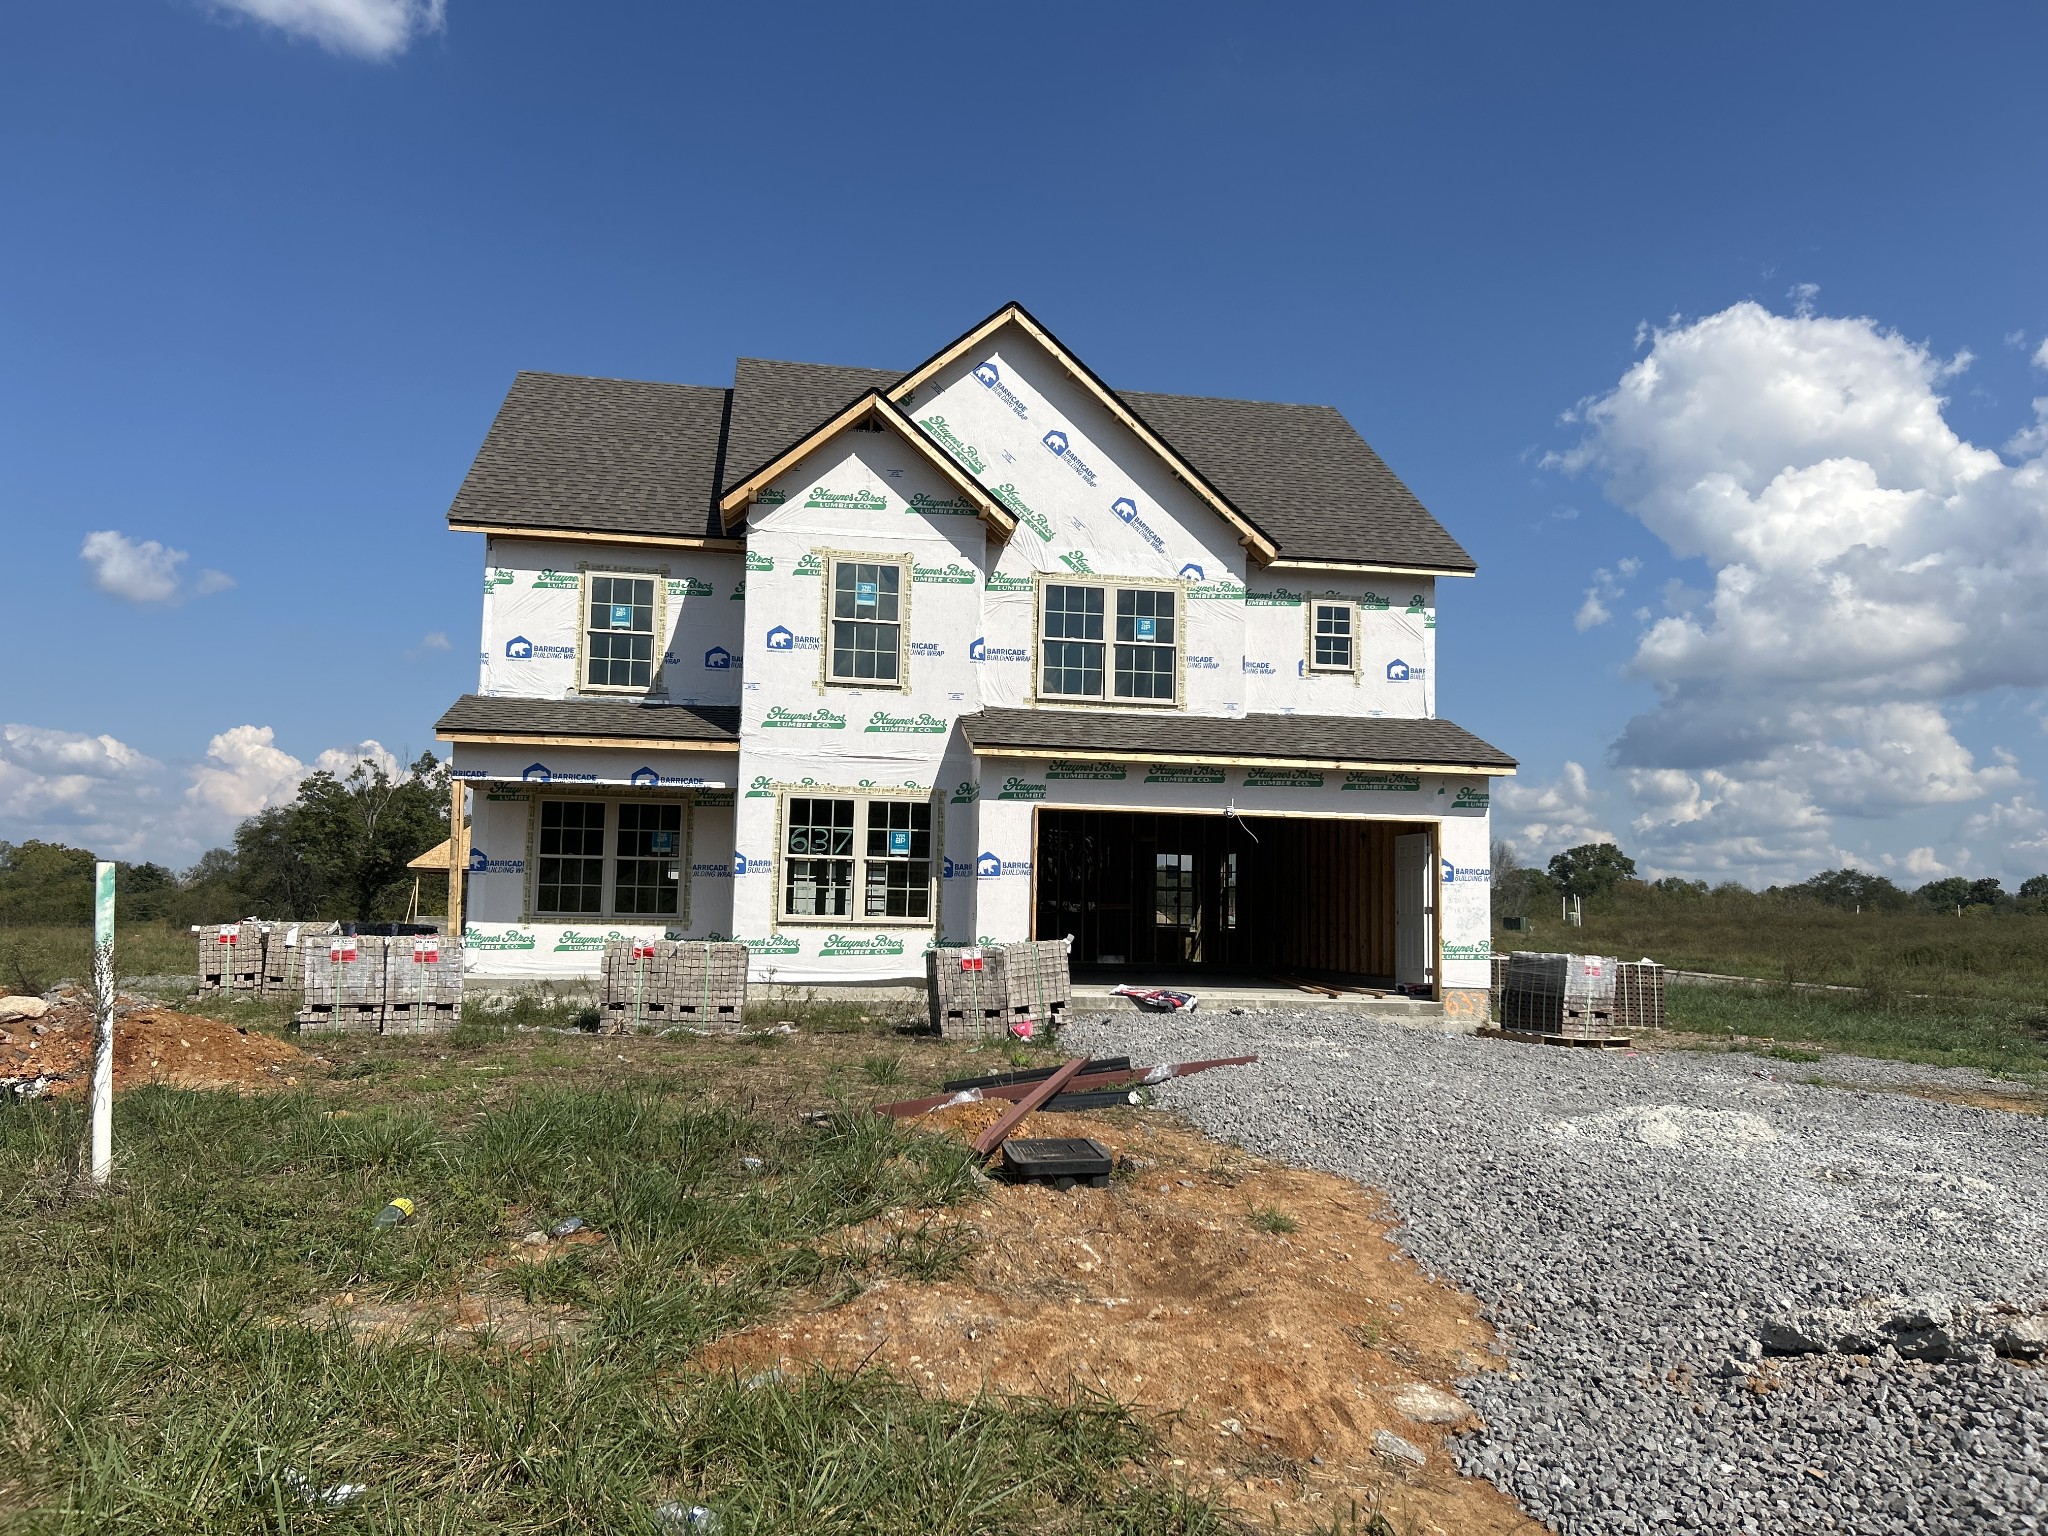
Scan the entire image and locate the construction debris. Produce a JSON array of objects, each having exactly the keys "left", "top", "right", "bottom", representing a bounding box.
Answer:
[
  {"left": 1109, "top": 984, "right": 1198, "bottom": 1012},
  {"left": 871, "top": 1055, "right": 1258, "bottom": 1121},
  {"left": 1000, "top": 1135, "right": 1115, "bottom": 1189},
  {"left": 0, "top": 994, "right": 306, "bottom": 1098}
]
